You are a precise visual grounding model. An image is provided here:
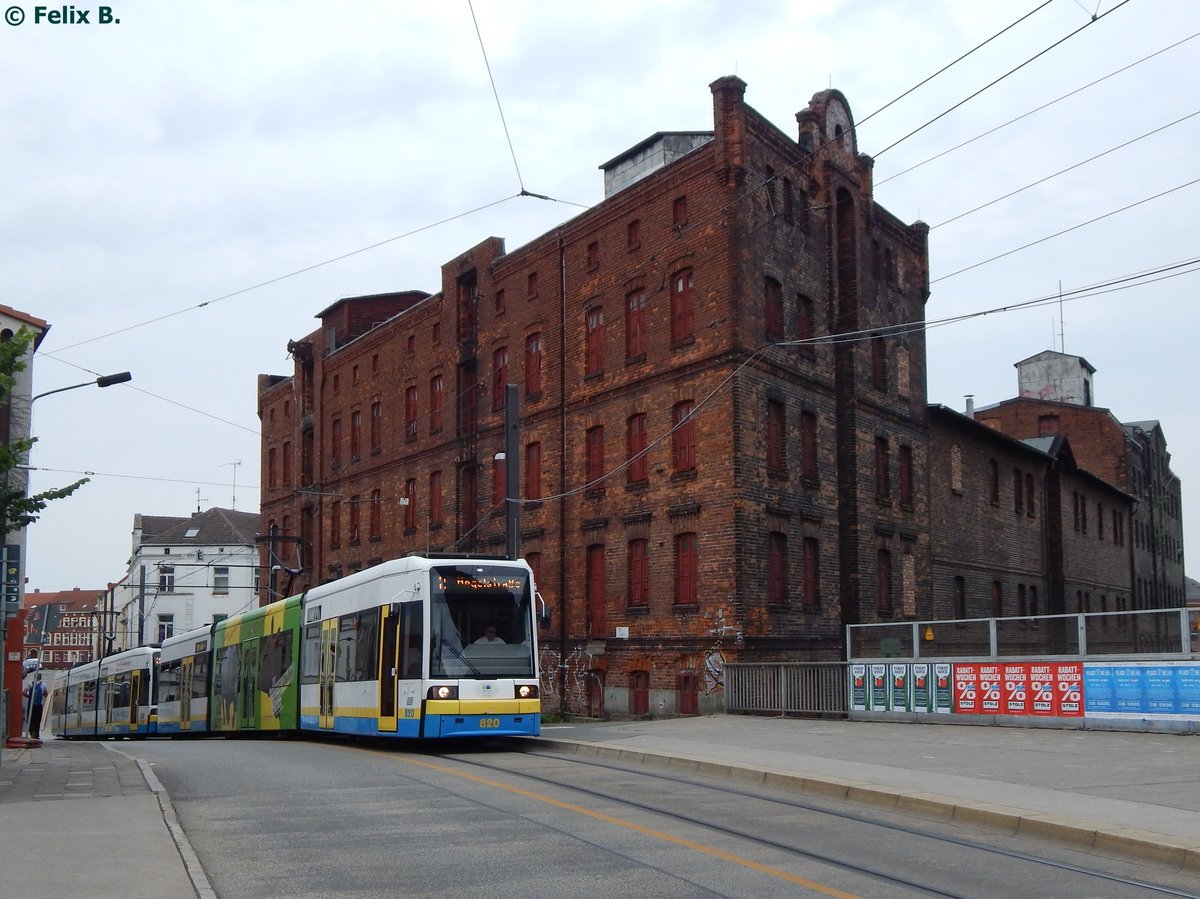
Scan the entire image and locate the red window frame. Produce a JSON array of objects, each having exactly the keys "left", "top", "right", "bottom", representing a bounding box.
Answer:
[
  {"left": 330, "top": 418, "right": 342, "bottom": 466},
  {"left": 586, "top": 307, "right": 604, "bottom": 375},
  {"left": 768, "top": 531, "right": 786, "bottom": 603},
  {"left": 350, "top": 410, "right": 362, "bottom": 459},
  {"left": 525, "top": 333, "right": 542, "bottom": 398},
  {"left": 370, "top": 489, "right": 382, "bottom": 540},
  {"left": 429, "top": 375, "right": 443, "bottom": 433},
  {"left": 767, "top": 400, "right": 785, "bottom": 471},
  {"left": 899, "top": 444, "right": 913, "bottom": 506},
  {"left": 877, "top": 549, "right": 893, "bottom": 612},
  {"left": 675, "top": 532, "right": 698, "bottom": 605},
  {"left": 803, "top": 537, "right": 819, "bottom": 609},
  {"left": 586, "top": 425, "right": 605, "bottom": 490},
  {"left": 492, "top": 347, "right": 508, "bottom": 409},
  {"left": 404, "top": 479, "right": 416, "bottom": 532},
  {"left": 370, "top": 399, "right": 382, "bottom": 451},
  {"left": 526, "top": 442, "right": 542, "bottom": 501},
  {"left": 671, "top": 269, "right": 694, "bottom": 343},
  {"left": 628, "top": 539, "right": 648, "bottom": 607},
  {"left": 625, "top": 289, "right": 646, "bottom": 359},
  {"left": 429, "top": 471, "right": 443, "bottom": 526},
  {"left": 329, "top": 500, "right": 341, "bottom": 546},
  {"left": 626, "top": 413, "right": 647, "bottom": 483},
  {"left": 765, "top": 277, "right": 783, "bottom": 341},
  {"left": 673, "top": 401, "right": 696, "bottom": 473},
  {"left": 587, "top": 543, "right": 606, "bottom": 636}
]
